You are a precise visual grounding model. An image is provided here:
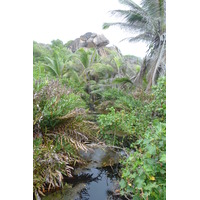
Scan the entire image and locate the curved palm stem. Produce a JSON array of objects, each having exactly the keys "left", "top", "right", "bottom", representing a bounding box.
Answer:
[{"left": 152, "top": 33, "right": 166, "bottom": 85}]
